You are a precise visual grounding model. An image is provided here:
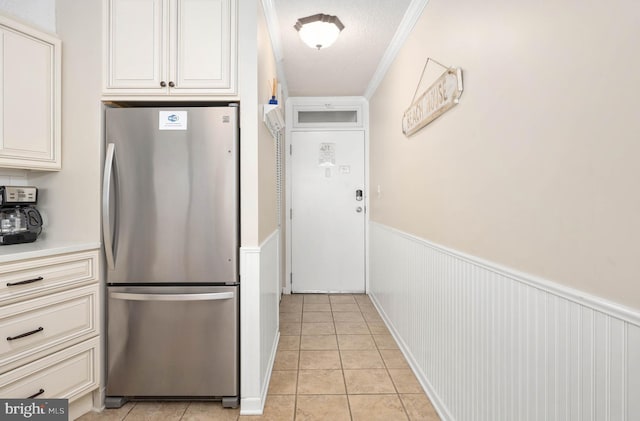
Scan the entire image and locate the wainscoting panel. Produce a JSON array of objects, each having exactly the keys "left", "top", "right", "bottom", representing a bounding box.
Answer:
[
  {"left": 239, "top": 230, "right": 280, "bottom": 415},
  {"left": 369, "top": 222, "right": 640, "bottom": 421},
  {"left": 259, "top": 230, "right": 280, "bottom": 402}
]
